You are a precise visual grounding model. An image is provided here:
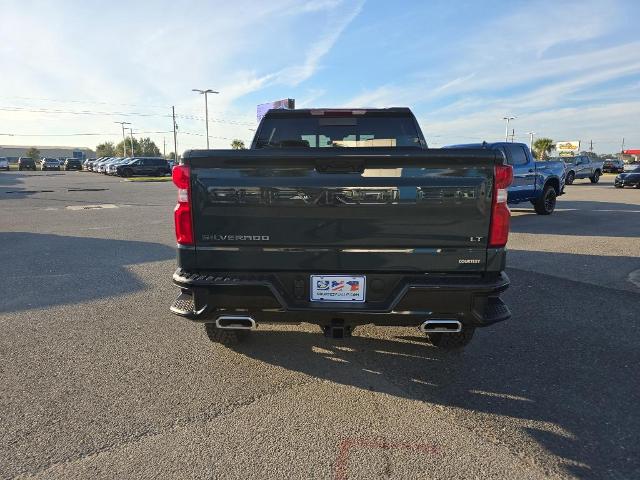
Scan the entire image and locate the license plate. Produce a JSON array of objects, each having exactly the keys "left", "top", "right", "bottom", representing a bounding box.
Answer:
[{"left": 310, "top": 275, "right": 366, "bottom": 302}]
